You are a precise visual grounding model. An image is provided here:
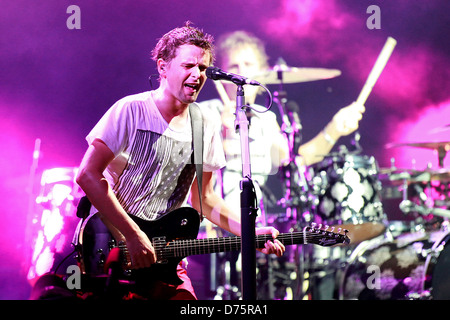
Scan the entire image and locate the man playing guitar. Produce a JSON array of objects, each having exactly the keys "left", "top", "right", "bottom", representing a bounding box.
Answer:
[{"left": 75, "top": 22, "right": 285, "bottom": 300}]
